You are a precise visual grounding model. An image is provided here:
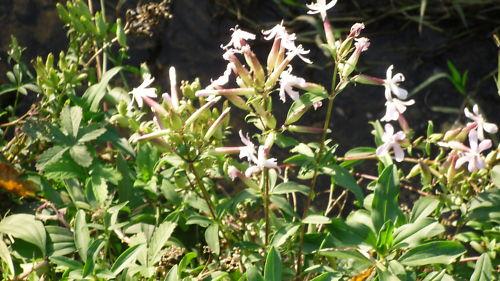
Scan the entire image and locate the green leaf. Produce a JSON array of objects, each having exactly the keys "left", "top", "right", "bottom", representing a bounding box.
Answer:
[
  {"left": 0, "top": 239, "right": 14, "bottom": 278},
  {"left": 303, "top": 215, "right": 330, "bottom": 224},
  {"left": 60, "top": 105, "right": 82, "bottom": 138},
  {"left": 74, "top": 210, "right": 90, "bottom": 260},
  {"left": 319, "top": 249, "right": 372, "bottom": 266},
  {"left": 147, "top": 221, "right": 177, "bottom": 265},
  {"left": 286, "top": 91, "right": 327, "bottom": 125},
  {"left": 410, "top": 197, "right": 439, "bottom": 223},
  {"left": 36, "top": 145, "right": 69, "bottom": 170},
  {"left": 470, "top": 253, "right": 493, "bottom": 281},
  {"left": 422, "top": 270, "right": 446, "bottom": 281},
  {"left": 399, "top": 241, "right": 465, "bottom": 266},
  {"left": 310, "top": 272, "right": 341, "bottom": 281},
  {"left": 323, "top": 164, "right": 364, "bottom": 204},
  {"left": 491, "top": 165, "right": 500, "bottom": 188},
  {"left": 264, "top": 247, "right": 282, "bottom": 281},
  {"left": 0, "top": 214, "right": 46, "bottom": 255},
  {"left": 83, "top": 67, "right": 122, "bottom": 112},
  {"left": 371, "top": 165, "right": 402, "bottom": 232},
  {"left": 82, "top": 239, "right": 105, "bottom": 277},
  {"left": 164, "top": 264, "right": 179, "bottom": 281},
  {"left": 247, "top": 265, "right": 264, "bottom": 281},
  {"left": 271, "top": 181, "right": 309, "bottom": 195},
  {"left": 78, "top": 128, "right": 107, "bottom": 143},
  {"left": 116, "top": 19, "right": 127, "bottom": 47},
  {"left": 393, "top": 218, "right": 444, "bottom": 249},
  {"left": 271, "top": 224, "right": 300, "bottom": 248},
  {"left": 46, "top": 226, "right": 76, "bottom": 257},
  {"left": 205, "top": 223, "right": 220, "bottom": 256},
  {"left": 70, "top": 145, "right": 93, "bottom": 167},
  {"left": 111, "top": 244, "right": 143, "bottom": 276},
  {"left": 49, "top": 256, "right": 83, "bottom": 271}
]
